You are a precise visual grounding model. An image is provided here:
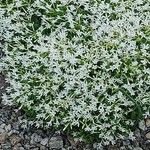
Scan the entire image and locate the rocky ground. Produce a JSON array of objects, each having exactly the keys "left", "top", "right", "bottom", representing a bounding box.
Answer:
[
  {"left": 1, "top": 75, "right": 150, "bottom": 149},
  {"left": 0, "top": 104, "right": 68, "bottom": 150},
  {"left": 1, "top": 101, "right": 150, "bottom": 150}
]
